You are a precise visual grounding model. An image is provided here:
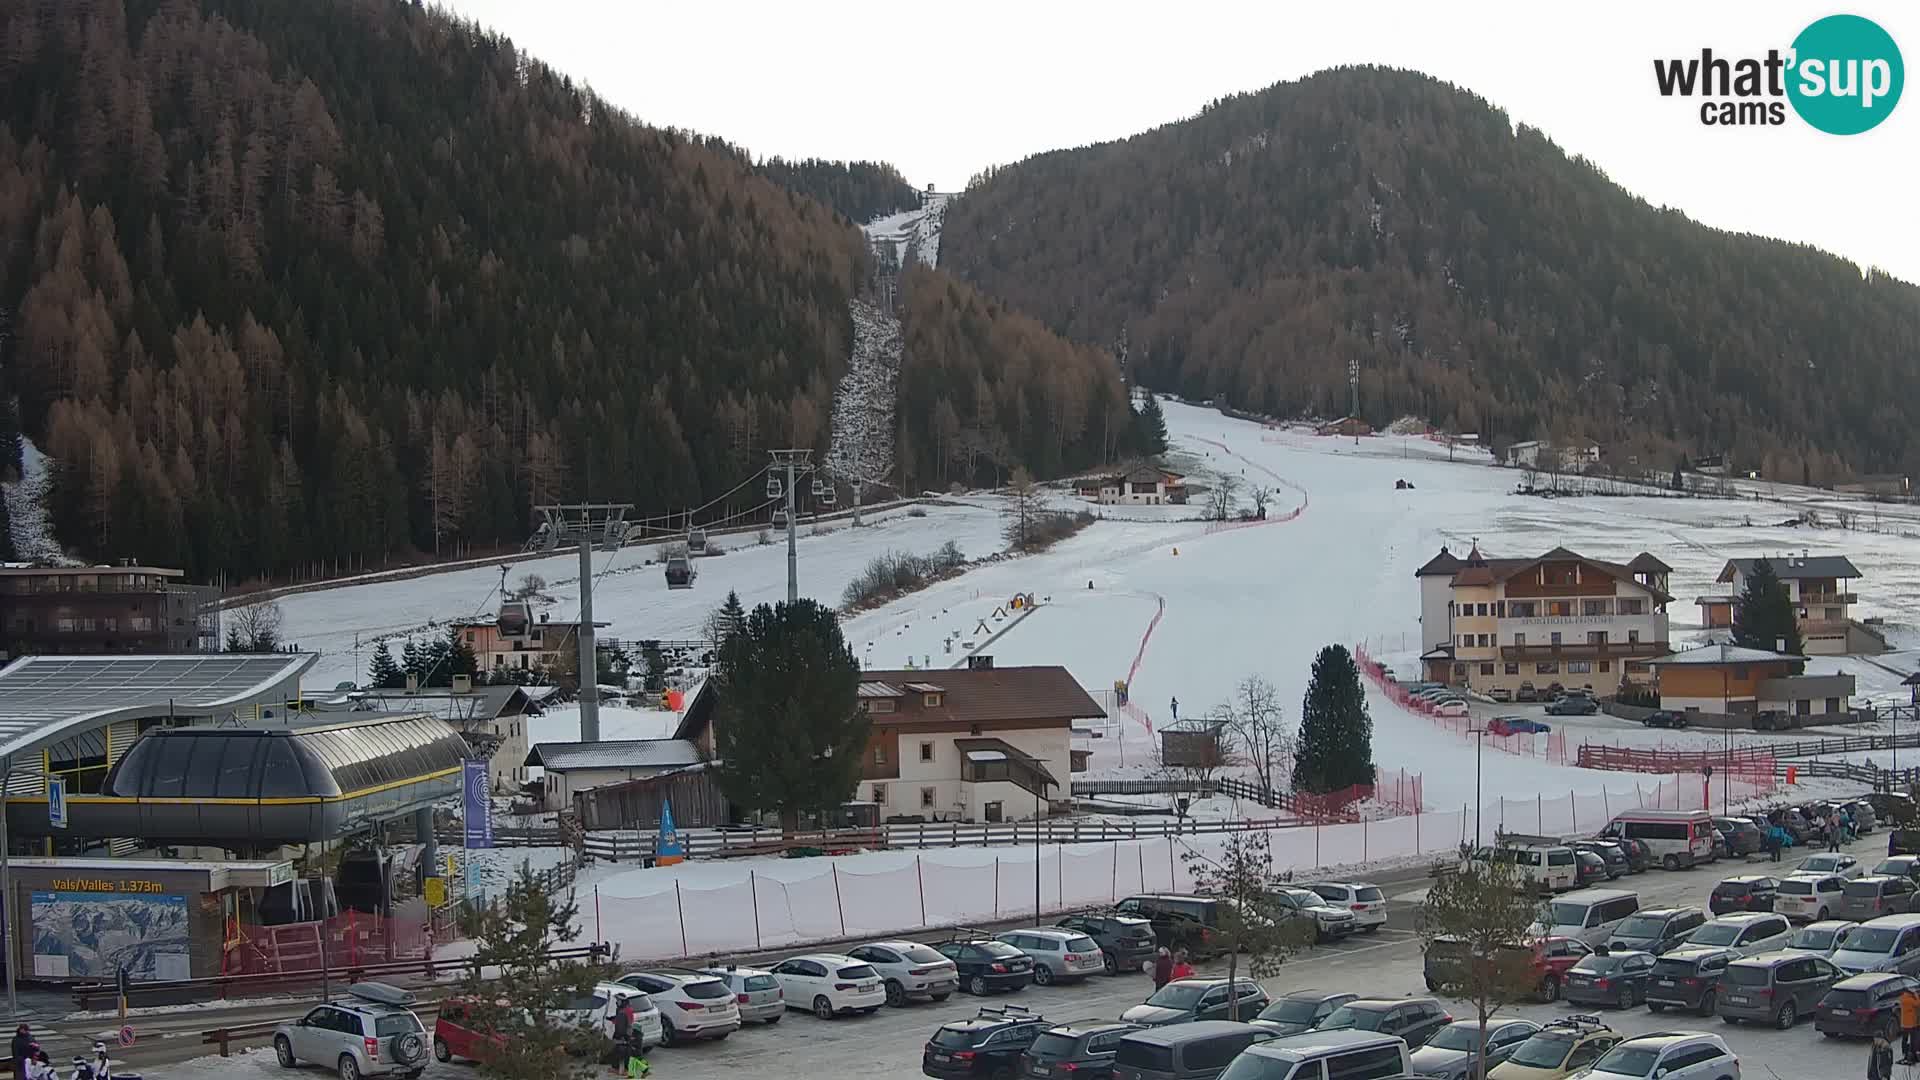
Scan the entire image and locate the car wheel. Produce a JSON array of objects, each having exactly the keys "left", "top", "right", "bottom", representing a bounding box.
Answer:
[
  {"left": 1648, "top": 1002, "right": 1666, "bottom": 1013},
  {"left": 660, "top": 1019, "right": 679, "bottom": 1047},
  {"left": 1033, "top": 963, "right": 1055, "bottom": 986},
  {"left": 1775, "top": 1000, "right": 1797, "bottom": 1030},
  {"left": 1662, "top": 854, "right": 1680, "bottom": 871},
  {"left": 1697, "top": 989, "right": 1716, "bottom": 1017},
  {"left": 1883, "top": 1017, "right": 1900, "bottom": 1041},
  {"left": 813, "top": 995, "right": 836, "bottom": 1020},
  {"left": 274, "top": 1035, "right": 297, "bottom": 1068},
  {"left": 1617, "top": 984, "right": 1635, "bottom": 1010},
  {"left": 932, "top": 993, "right": 952, "bottom": 1002},
  {"left": 1363, "top": 924, "right": 1381, "bottom": 933},
  {"left": 338, "top": 1055, "right": 362, "bottom": 1080},
  {"left": 1817, "top": 907, "right": 1828, "bottom": 921},
  {"left": 1104, "top": 952, "right": 1119, "bottom": 975},
  {"left": 969, "top": 975, "right": 990, "bottom": 996},
  {"left": 885, "top": 979, "right": 907, "bottom": 1007},
  {"left": 1537, "top": 975, "right": 1559, "bottom": 1003},
  {"left": 432, "top": 1037, "right": 451, "bottom": 1063}
]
